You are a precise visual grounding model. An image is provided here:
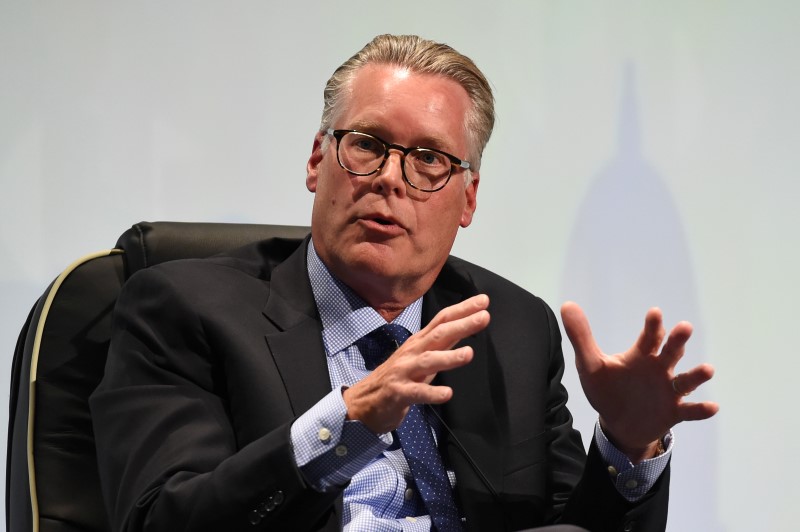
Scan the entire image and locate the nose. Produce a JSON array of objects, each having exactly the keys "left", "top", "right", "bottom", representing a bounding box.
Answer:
[{"left": 372, "top": 150, "right": 406, "bottom": 197}]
